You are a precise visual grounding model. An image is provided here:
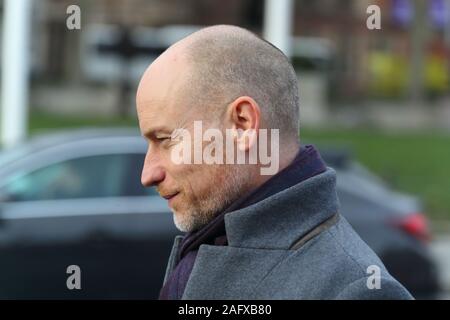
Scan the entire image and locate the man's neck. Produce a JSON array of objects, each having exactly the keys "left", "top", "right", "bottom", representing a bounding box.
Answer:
[{"left": 252, "top": 142, "right": 300, "bottom": 190}]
